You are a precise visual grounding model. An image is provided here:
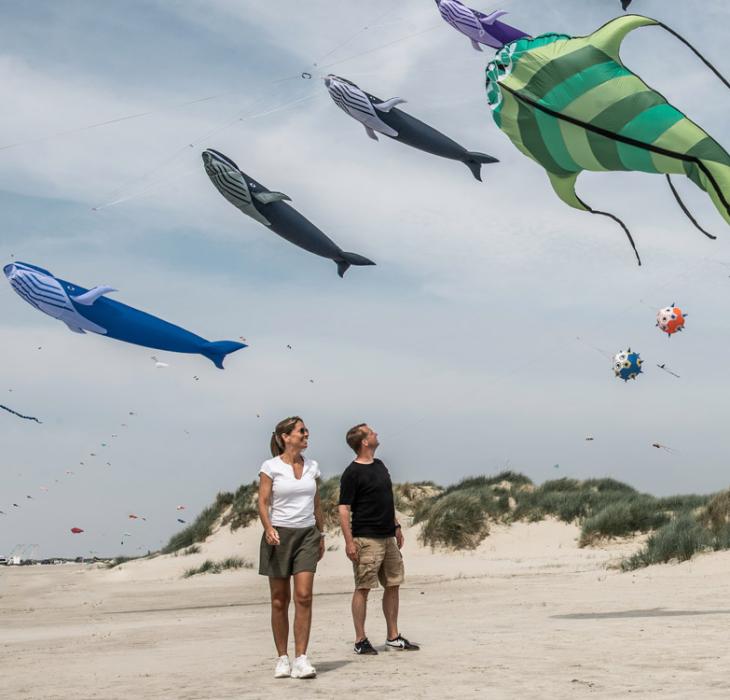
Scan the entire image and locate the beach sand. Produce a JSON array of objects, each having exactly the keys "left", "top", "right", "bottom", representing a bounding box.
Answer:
[{"left": 3, "top": 518, "right": 730, "bottom": 699}]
